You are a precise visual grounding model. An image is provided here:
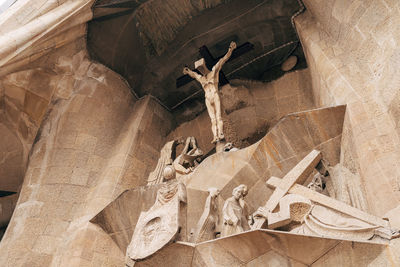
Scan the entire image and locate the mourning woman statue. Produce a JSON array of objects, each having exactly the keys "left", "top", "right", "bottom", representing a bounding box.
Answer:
[{"left": 221, "top": 184, "right": 250, "bottom": 237}]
